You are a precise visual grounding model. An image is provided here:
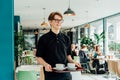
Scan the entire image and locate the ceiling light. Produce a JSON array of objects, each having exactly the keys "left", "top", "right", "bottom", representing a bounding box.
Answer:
[
  {"left": 64, "top": 0, "right": 75, "bottom": 16},
  {"left": 41, "top": 21, "right": 48, "bottom": 27},
  {"left": 84, "top": 11, "right": 90, "bottom": 28},
  {"left": 84, "top": 23, "right": 90, "bottom": 28},
  {"left": 41, "top": 8, "right": 48, "bottom": 27}
]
